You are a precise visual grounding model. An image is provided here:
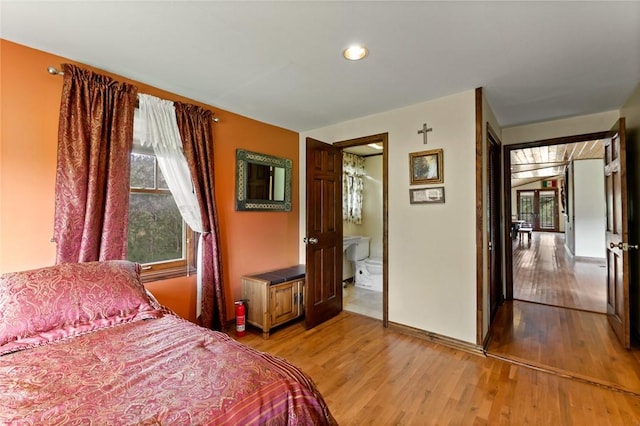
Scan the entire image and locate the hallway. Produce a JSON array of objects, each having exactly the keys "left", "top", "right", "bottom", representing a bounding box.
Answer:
[
  {"left": 513, "top": 232, "right": 606, "bottom": 313},
  {"left": 488, "top": 232, "right": 640, "bottom": 395}
]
